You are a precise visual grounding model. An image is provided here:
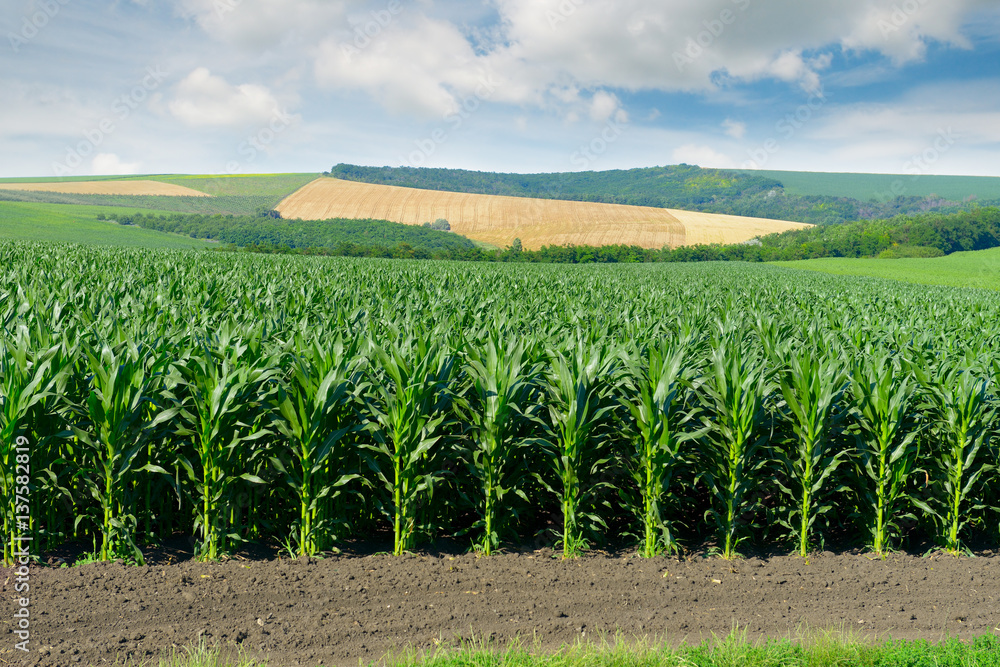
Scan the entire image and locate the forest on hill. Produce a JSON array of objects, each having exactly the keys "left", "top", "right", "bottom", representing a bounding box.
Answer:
[{"left": 329, "top": 163, "right": 997, "bottom": 226}]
